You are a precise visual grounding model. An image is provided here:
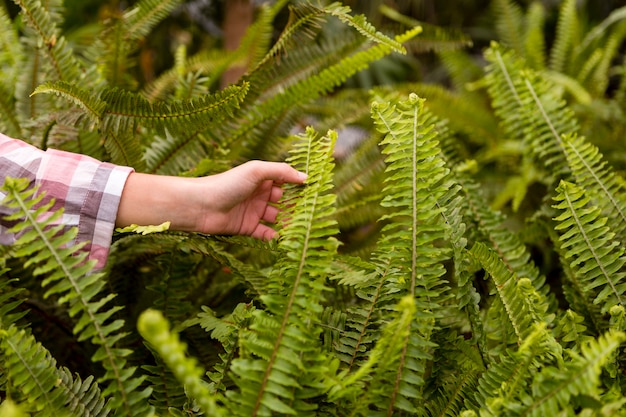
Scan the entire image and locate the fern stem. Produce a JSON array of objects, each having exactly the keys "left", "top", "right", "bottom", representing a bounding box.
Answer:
[
  {"left": 495, "top": 48, "right": 523, "bottom": 106},
  {"left": 252, "top": 191, "right": 319, "bottom": 416},
  {"left": 524, "top": 78, "right": 564, "bottom": 150}
]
